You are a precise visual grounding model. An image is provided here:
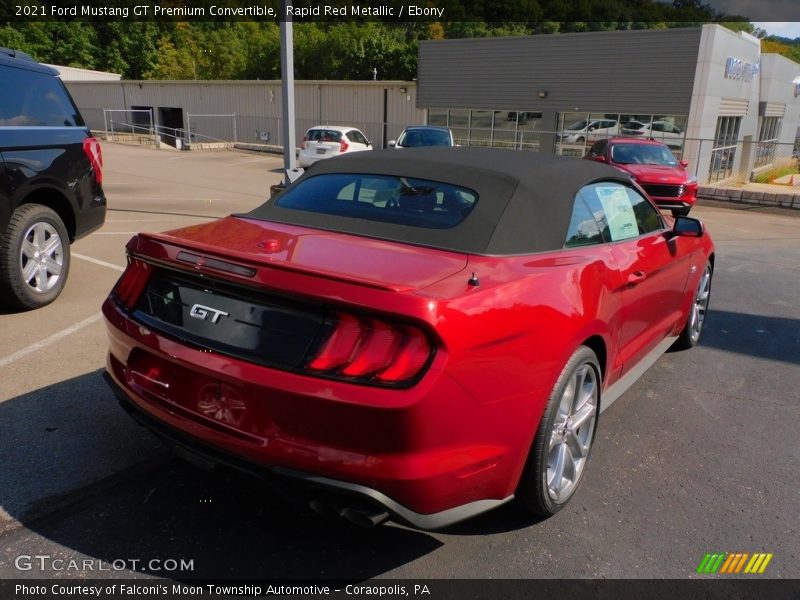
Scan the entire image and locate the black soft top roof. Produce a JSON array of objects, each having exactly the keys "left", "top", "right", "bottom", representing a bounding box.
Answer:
[{"left": 247, "top": 147, "right": 632, "bottom": 255}]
